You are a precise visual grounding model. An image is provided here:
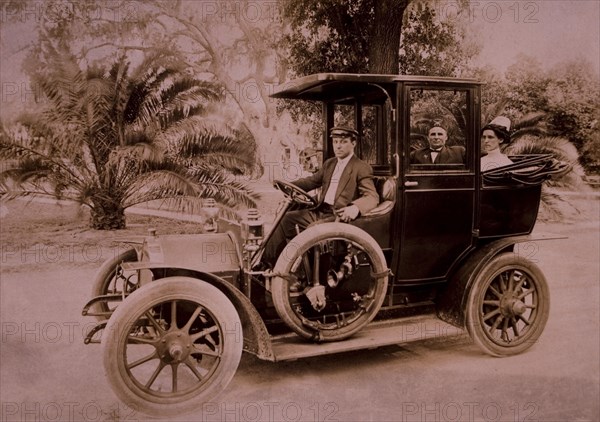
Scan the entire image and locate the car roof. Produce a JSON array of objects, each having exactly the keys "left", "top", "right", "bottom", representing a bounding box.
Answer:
[{"left": 271, "top": 73, "right": 482, "bottom": 102}]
